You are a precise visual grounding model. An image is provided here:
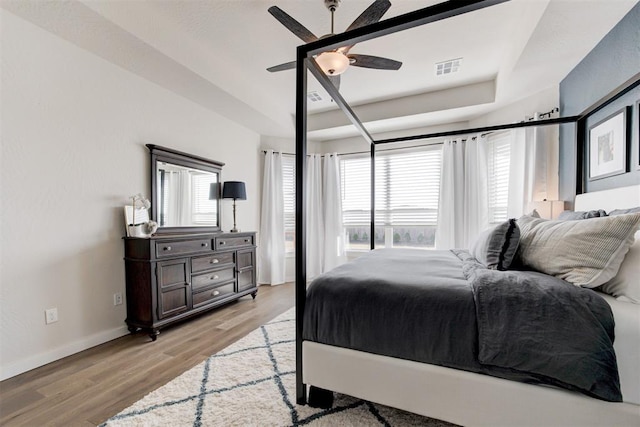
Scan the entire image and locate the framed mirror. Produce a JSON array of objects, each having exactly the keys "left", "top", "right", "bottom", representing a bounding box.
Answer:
[{"left": 147, "top": 144, "right": 224, "bottom": 234}]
